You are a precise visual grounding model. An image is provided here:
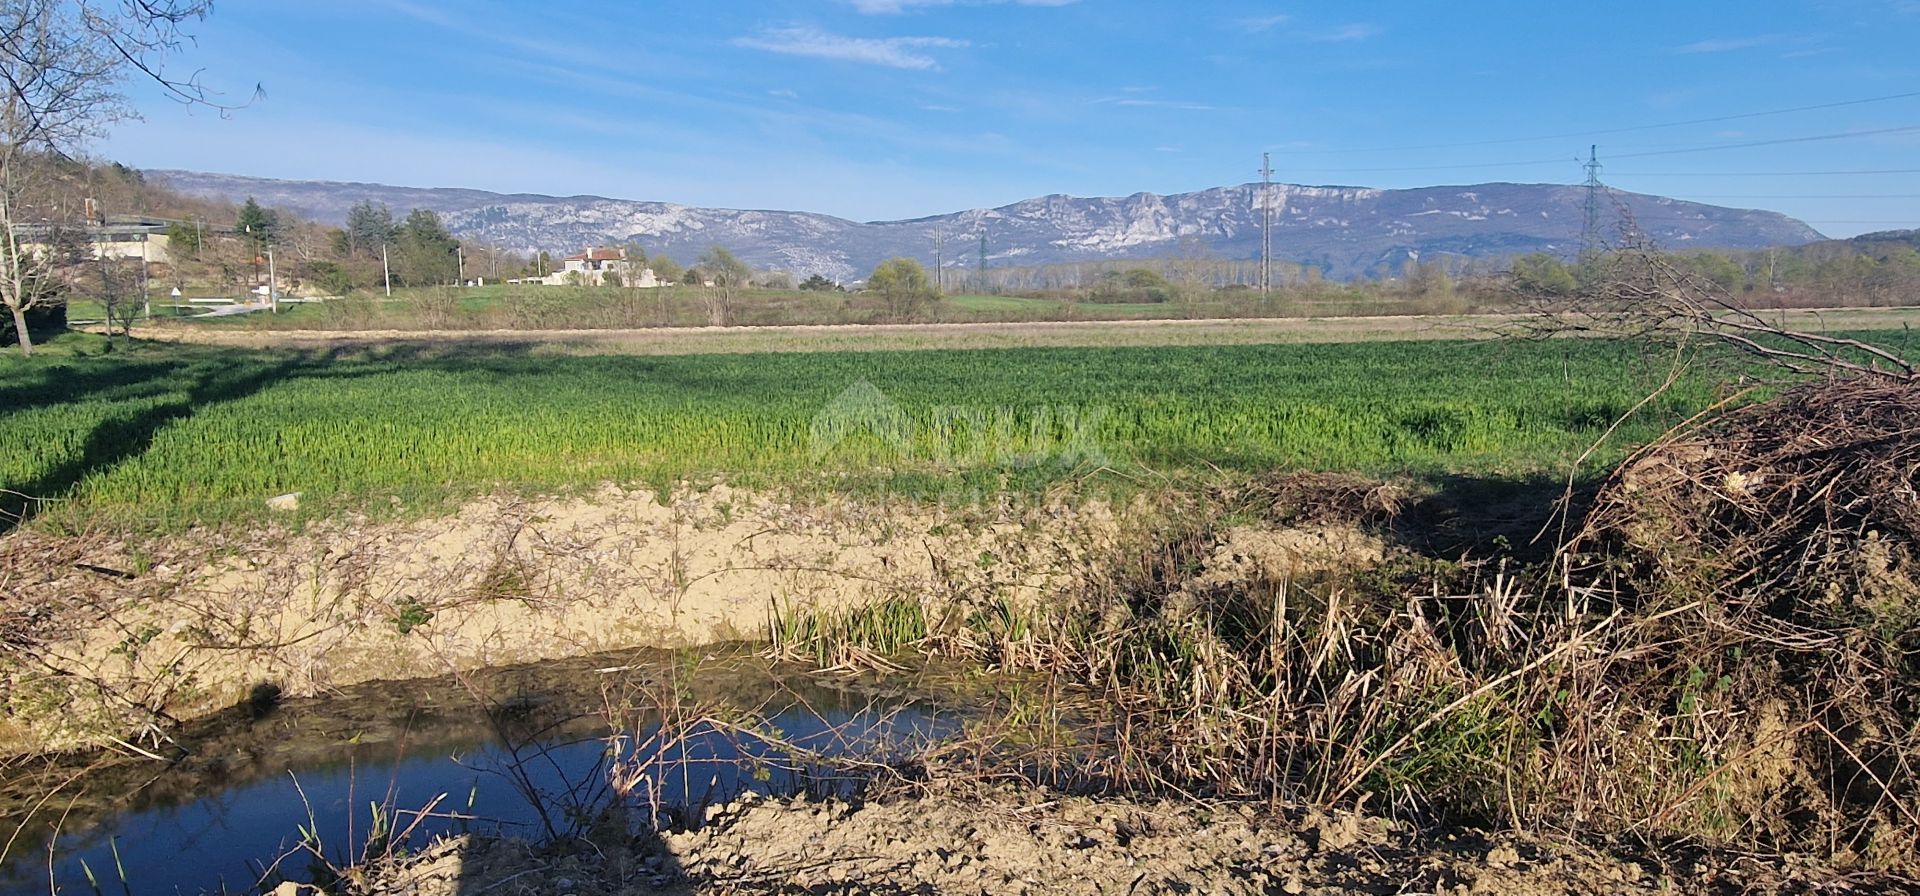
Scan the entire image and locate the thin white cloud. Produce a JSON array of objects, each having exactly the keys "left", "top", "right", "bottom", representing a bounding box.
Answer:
[
  {"left": 492, "top": 55, "right": 1037, "bottom": 164},
  {"left": 849, "top": 0, "right": 1076, "bottom": 13},
  {"left": 1094, "top": 86, "right": 1224, "bottom": 112},
  {"left": 388, "top": 1, "right": 638, "bottom": 73},
  {"left": 1100, "top": 97, "right": 1224, "bottom": 112},
  {"left": 733, "top": 26, "right": 968, "bottom": 70},
  {"left": 1674, "top": 35, "right": 1781, "bottom": 53},
  {"left": 1303, "top": 23, "right": 1381, "bottom": 42},
  {"left": 1236, "top": 14, "right": 1292, "bottom": 32}
]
